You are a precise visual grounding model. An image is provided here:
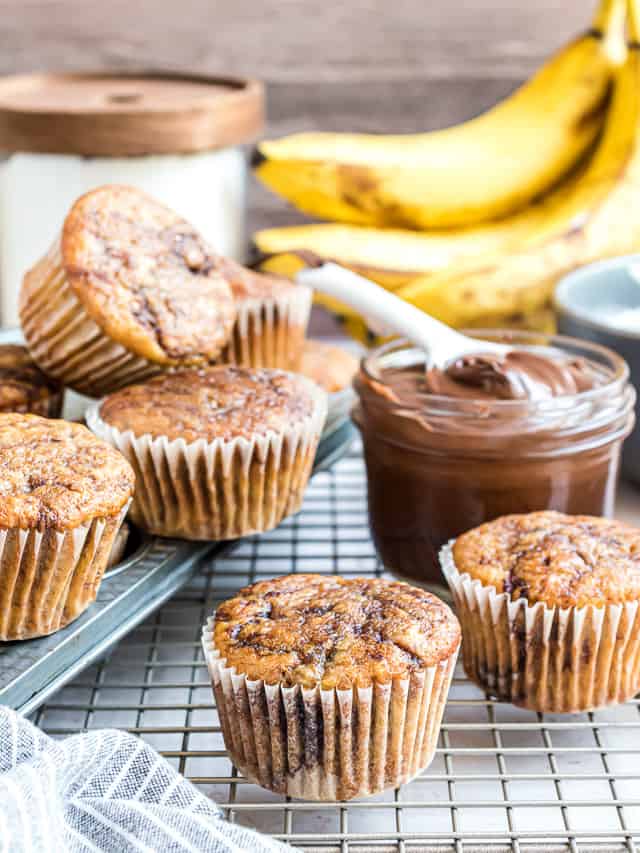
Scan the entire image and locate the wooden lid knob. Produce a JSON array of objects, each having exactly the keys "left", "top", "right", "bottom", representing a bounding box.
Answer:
[{"left": 0, "top": 71, "right": 265, "bottom": 156}]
